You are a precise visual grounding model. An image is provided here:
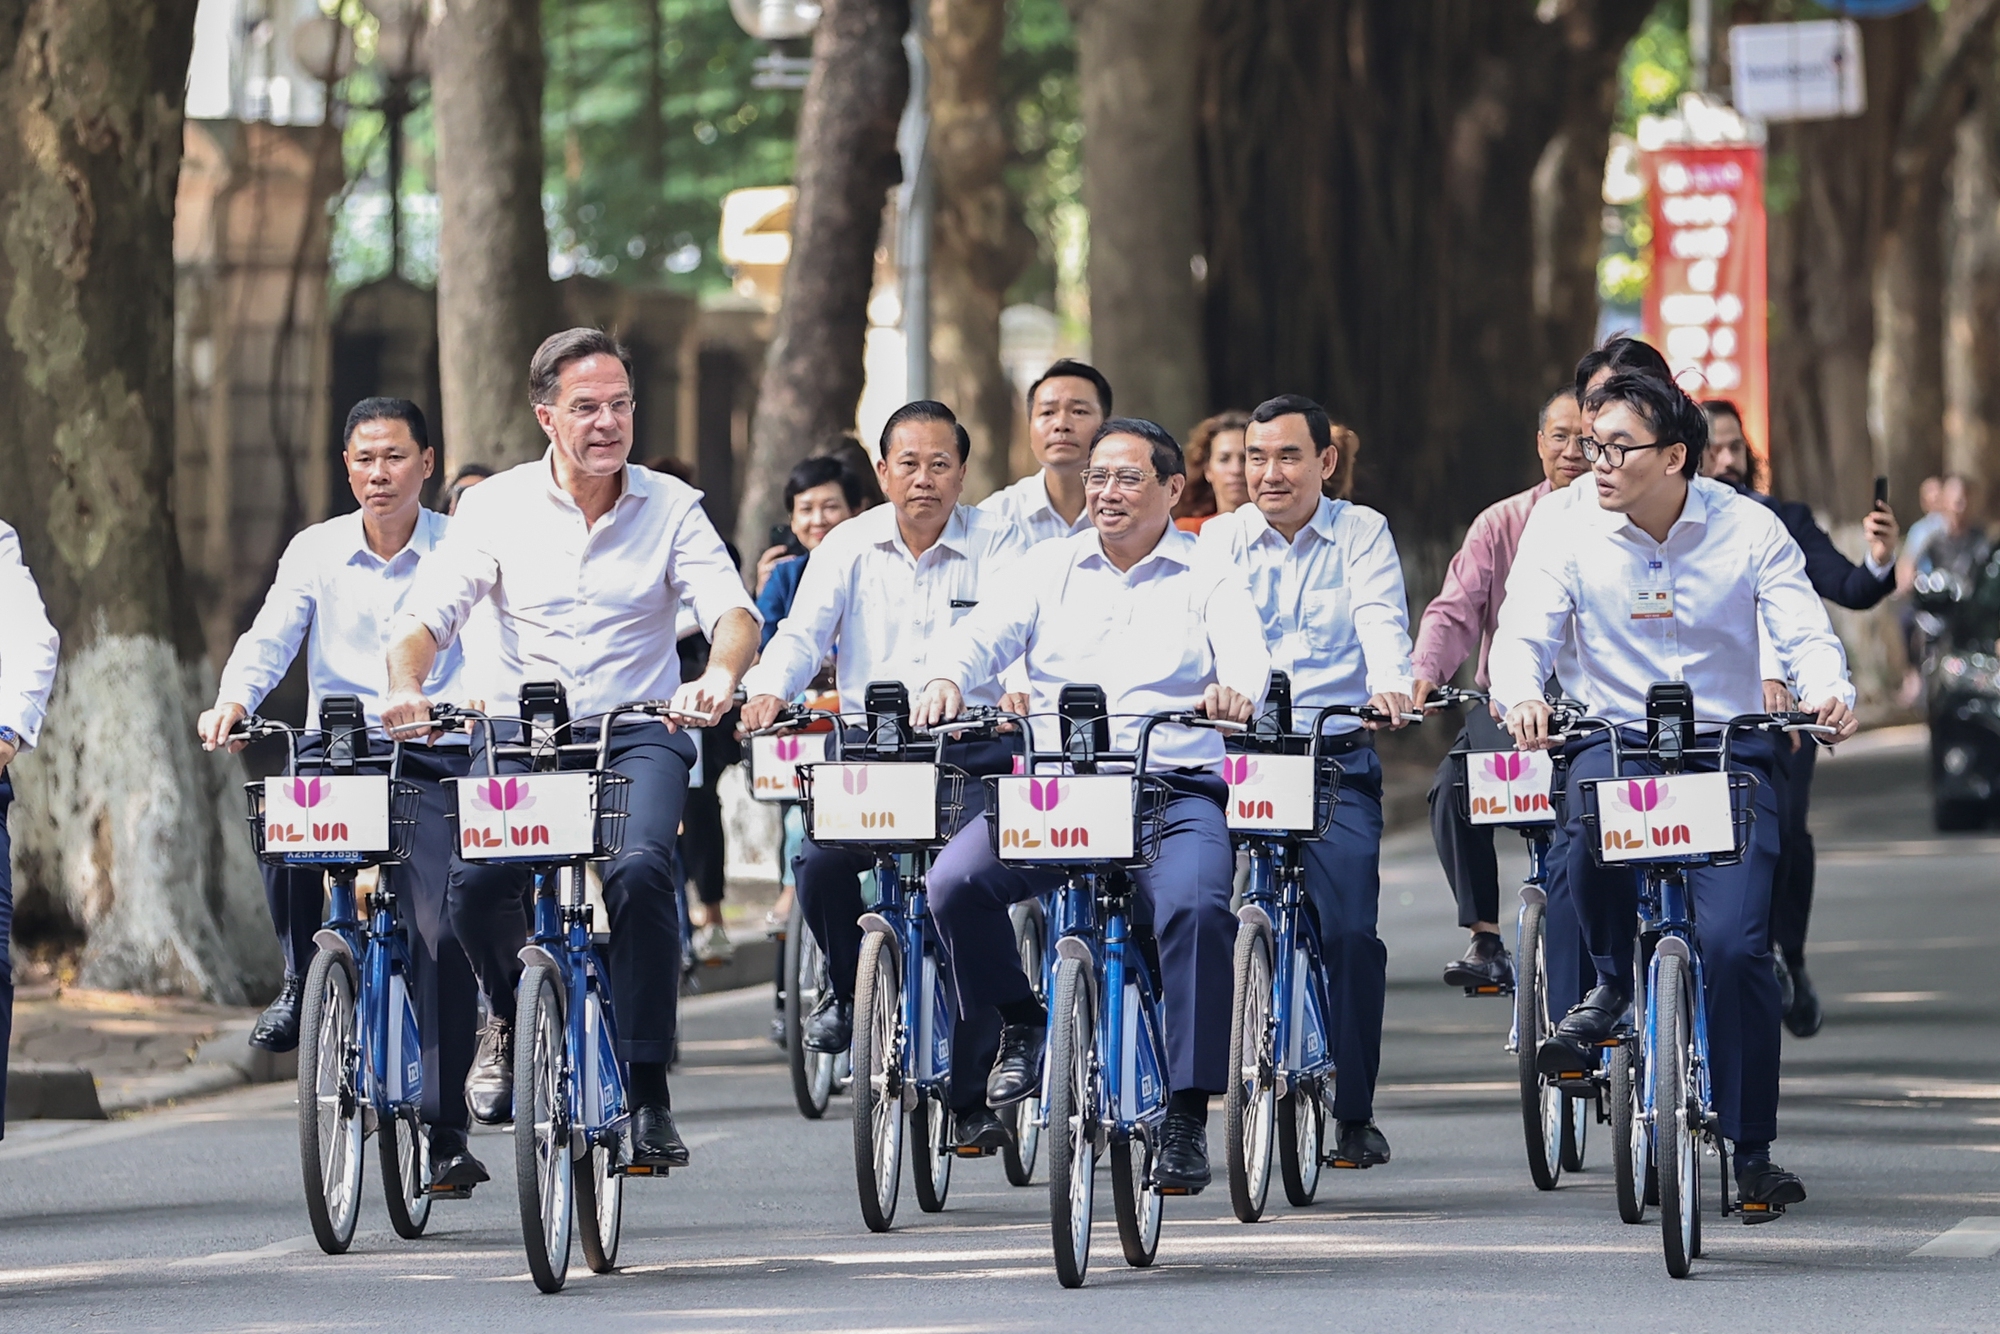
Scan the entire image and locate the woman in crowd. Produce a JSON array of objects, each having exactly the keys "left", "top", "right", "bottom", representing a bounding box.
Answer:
[{"left": 1174, "top": 410, "right": 1252, "bottom": 532}]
